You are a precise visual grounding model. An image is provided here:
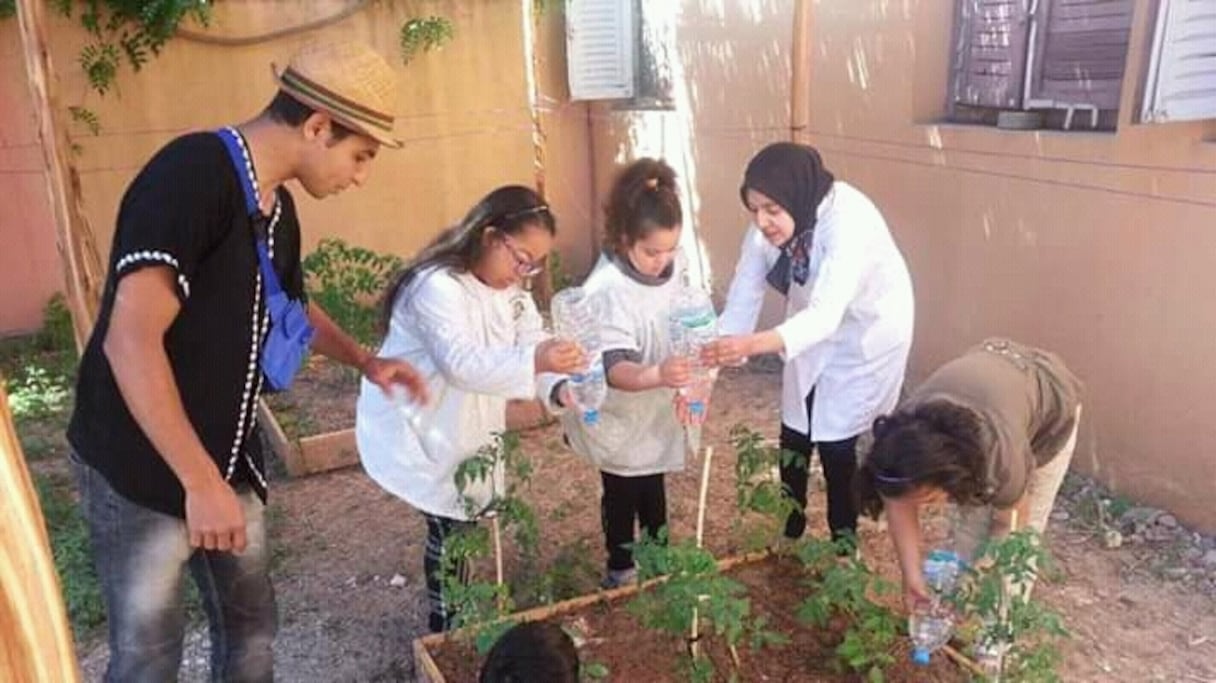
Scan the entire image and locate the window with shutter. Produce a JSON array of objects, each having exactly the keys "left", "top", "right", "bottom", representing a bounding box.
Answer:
[
  {"left": 950, "top": 0, "right": 1035, "bottom": 110},
  {"left": 566, "top": 0, "right": 635, "bottom": 101},
  {"left": 1027, "top": 0, "right": 1135, "bottom": 112},
  {"left": 1142, "top": 0, "right": 1216, "bottom": 123}
]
